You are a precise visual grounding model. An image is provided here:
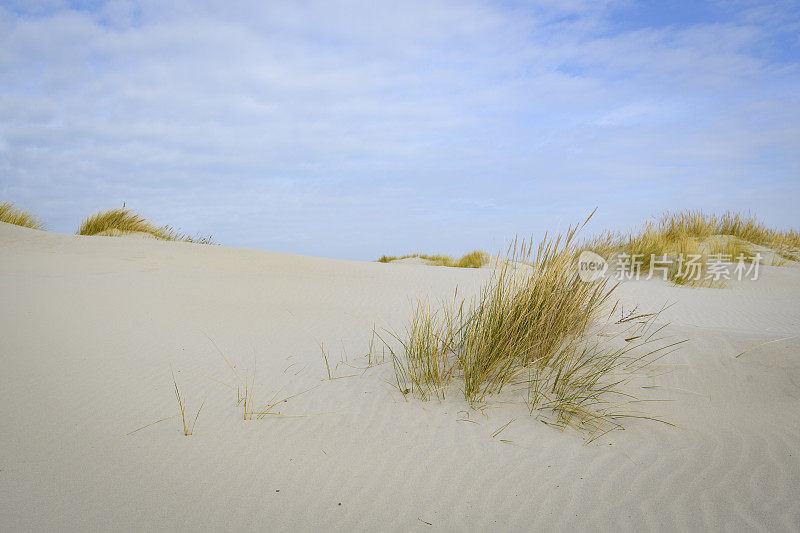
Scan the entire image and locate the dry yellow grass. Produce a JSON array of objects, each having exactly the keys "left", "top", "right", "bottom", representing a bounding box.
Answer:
[
  {"left": 377, "top": 250, "right": 489, "bottom": 268},
  {"left": 656, "top": 210, "right": 798, "bottom": 261},
  {"left": 378, "top": 213, "right": 682, "bottom": 441},
  {"left": 617, "top": 210, "right": 798, "bottom": 285},
  {"left": 665, "top": 234, "right": 707, "bottom": 286},
  {"left": 622, "top": 222, "right": 670, "bottom": 275},
  {"left": 579, "top": 230, "right": 618, "bottom": 259},
  {"left": 170, "top": 366, "right": 205, "bottom": 436},
  {"left": 378, "top": 212, "right": 794, "bottom": 288},
  {"left": 706, "top": 236, "right": 757, "bottom": 263},
  {"left": 78, "top": 207, "right": 213, "bottom": 244},
  {"left": 0, "top": 202, "right": 45, "bottom": 230}
]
